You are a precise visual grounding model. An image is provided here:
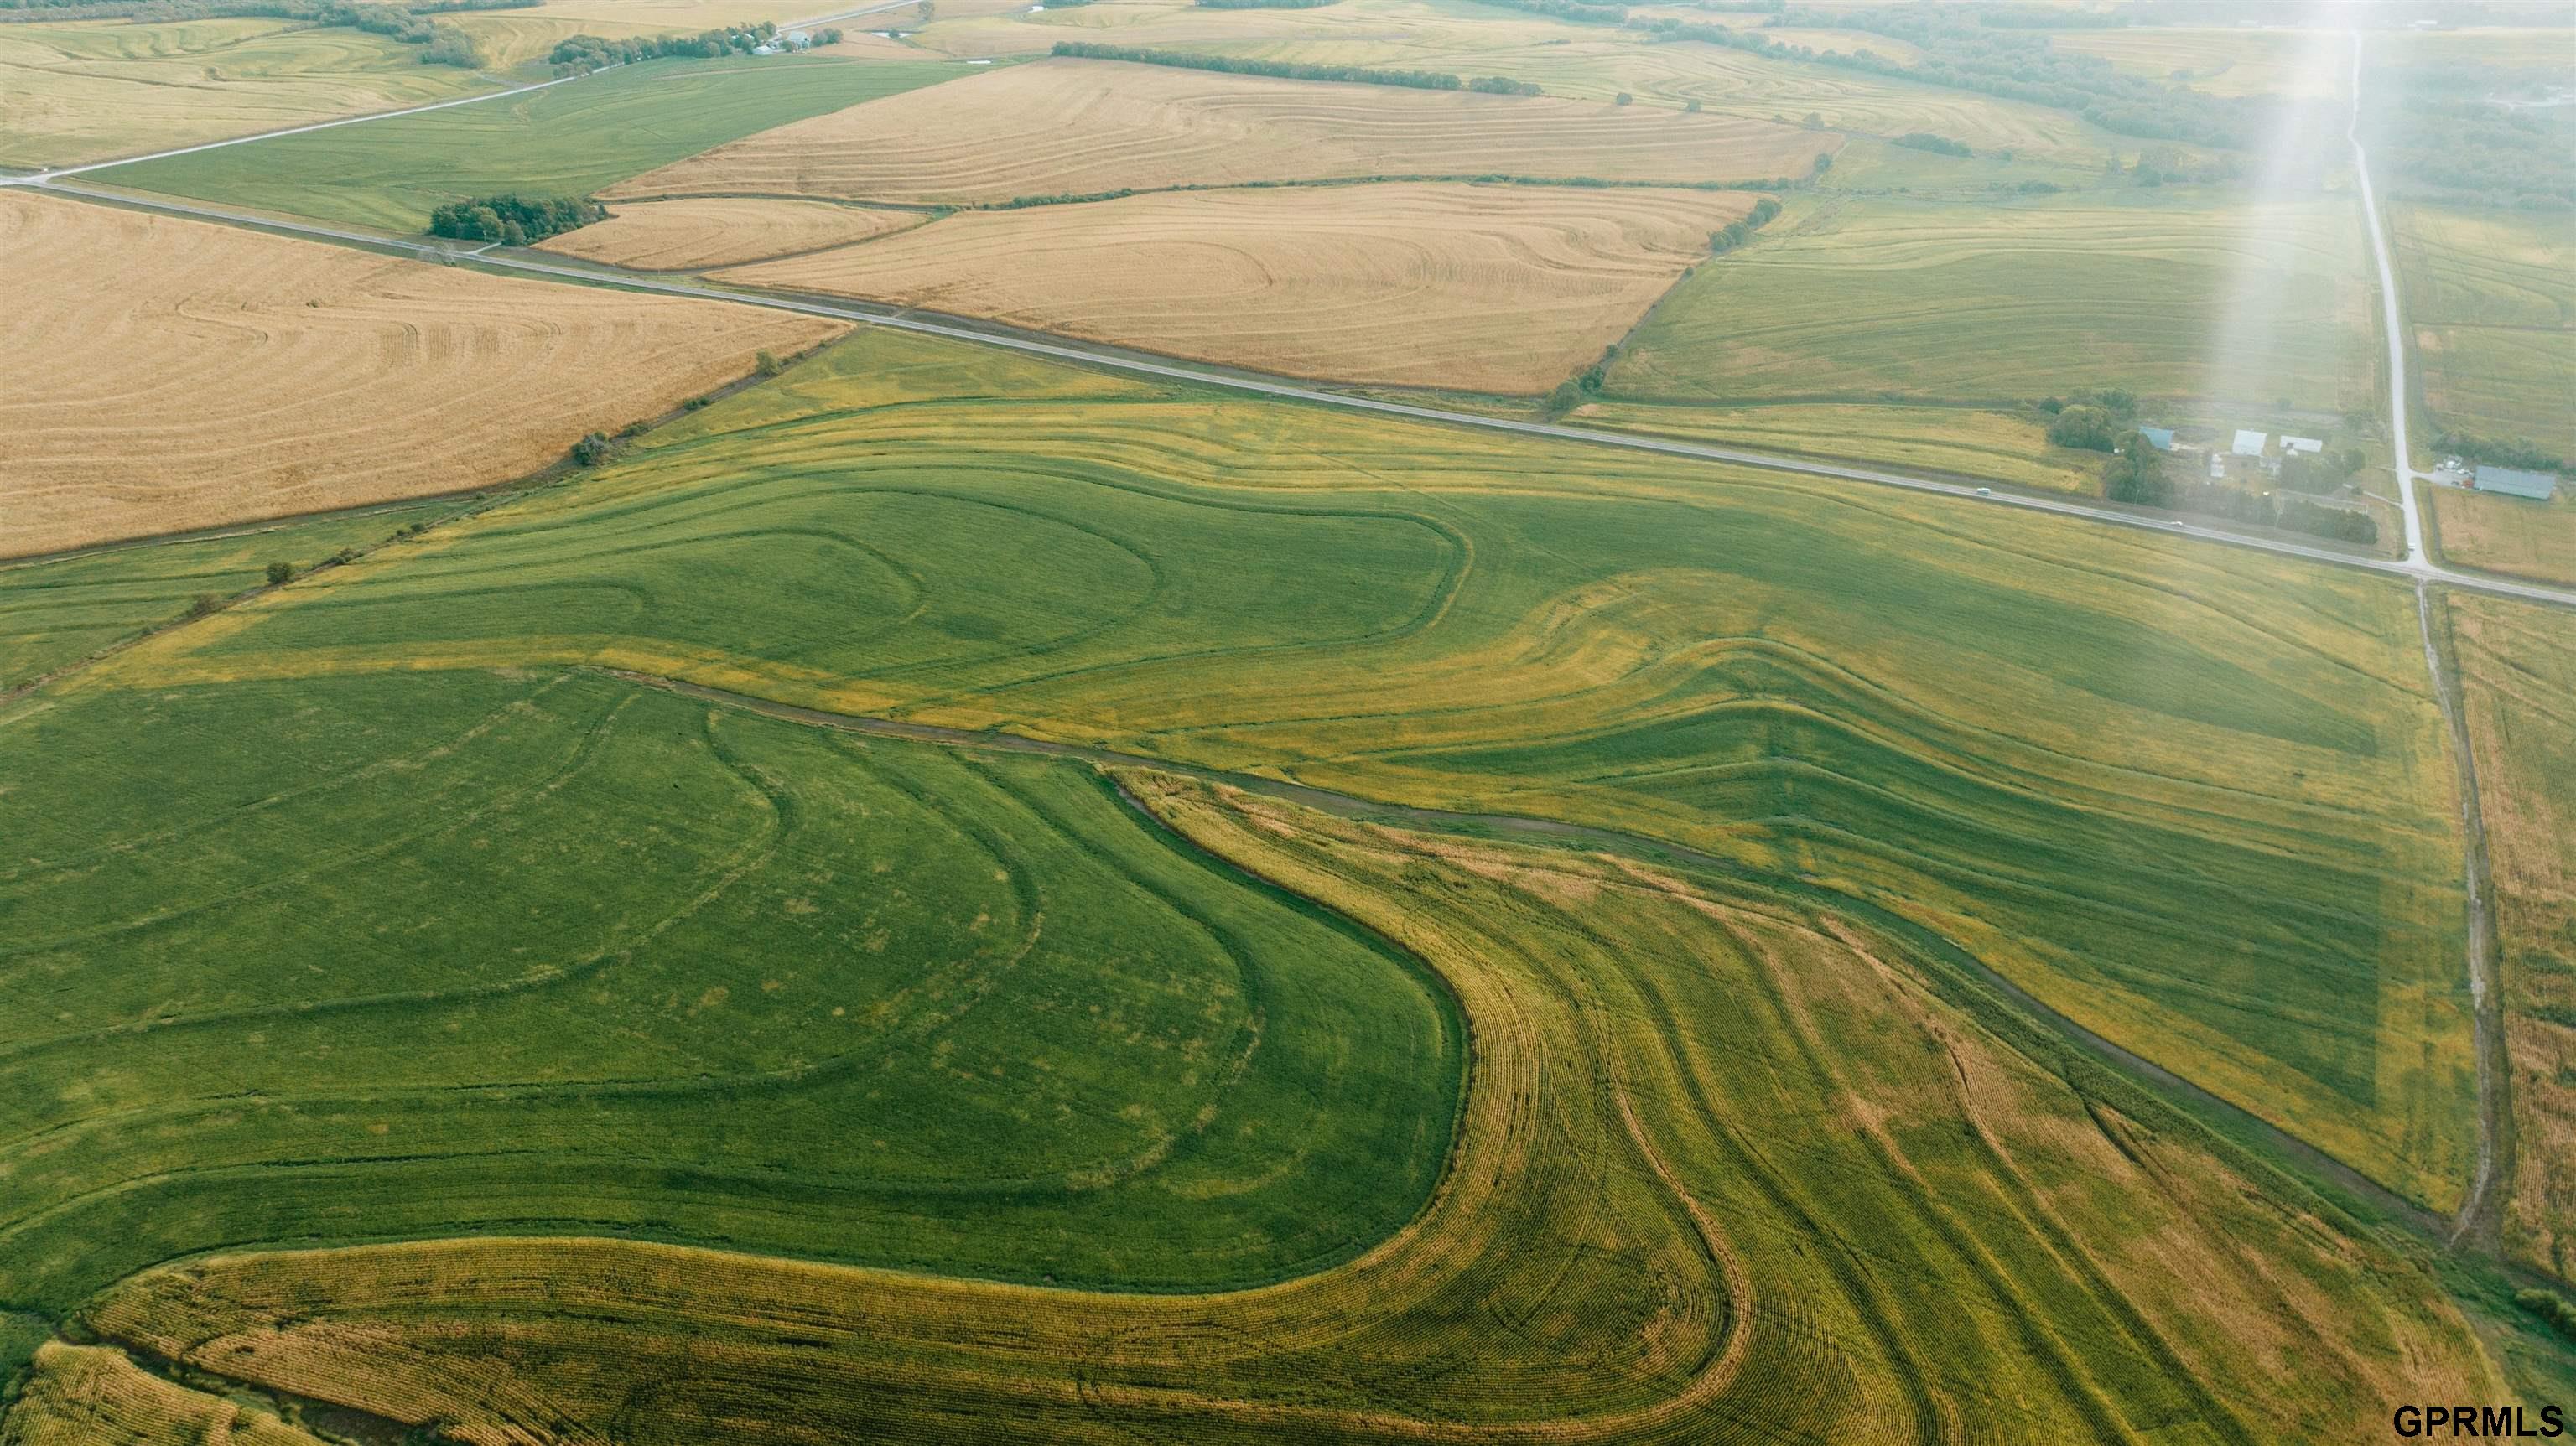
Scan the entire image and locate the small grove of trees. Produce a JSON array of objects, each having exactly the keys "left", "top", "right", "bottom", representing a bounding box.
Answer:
[
  {"left": 1892, "top": 132, "right": 1971, "bottom": 157},
  {"left": 2039, "top": 388, "right": 2138, "bottom": 453},
  {"left": 1706, "top": 194, "right": 1781, "bottom": 257},
  {"left": 2276, "top": 448, "right": 2365, "bottom": 495},
  {"left": 1469, "top": 75, "right": 1541, "bottom": 96},
  {"left": 2518, "top": 1289, "right": 2576, "bottom": 1345},
  {"left": 1049, "top": 41, "right": 1462, "bottom": 91},
  {"left": 265, "top": 561, "right": 297, "bottom": 586},
  {"left": 1544, "top": 342, "right": 1624, "bottom": 417},
  {"left": 428, "top": 194, "right": 603, "bottom": 244}
]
